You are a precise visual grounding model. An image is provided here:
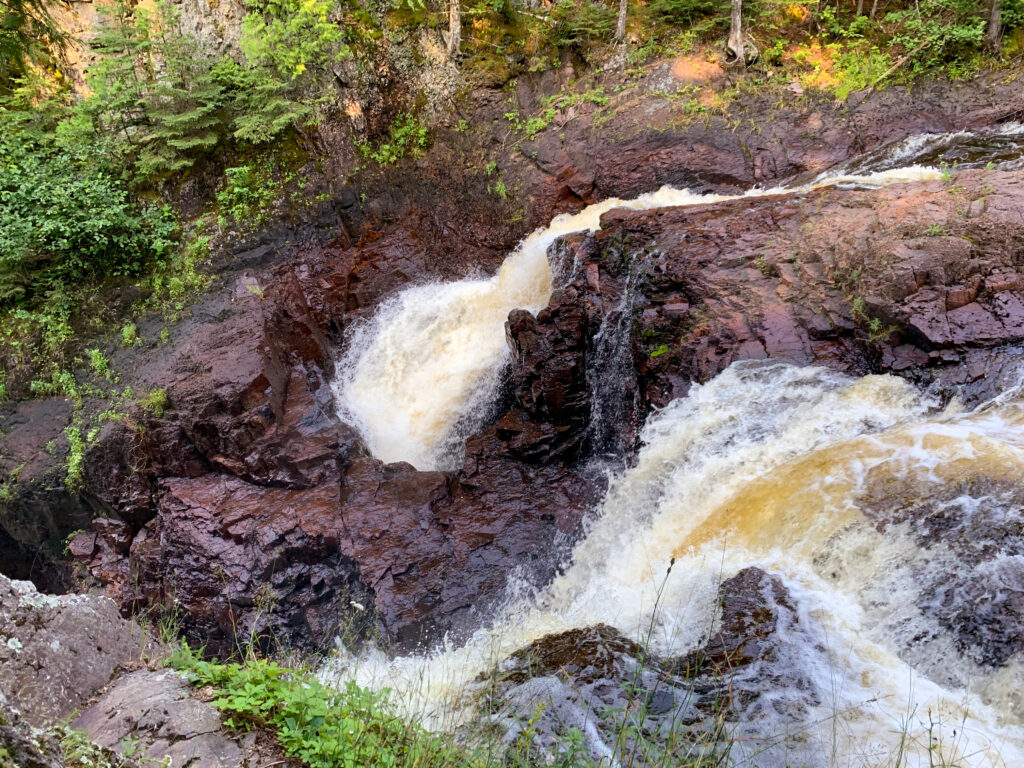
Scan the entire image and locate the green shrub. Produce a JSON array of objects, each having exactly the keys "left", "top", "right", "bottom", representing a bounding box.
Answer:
[
  {"left": 550, "top": 0, "right": 616, "bottom": 48},
  {"left": 358, "top": 113, "right": 429, "bottom": 165},
  {"left": 0, "top": 116, "right": 178, "bottom": 308},
  {"left": 64, "top": 425, "right": 86, "bottom": 489},
  {"left": 171, "top": 650, "right": 480, "bottom": 768},
  {"left": 217, "top": 165, "right": 281, "bottom": 227},
  {"left": 883, "top": 0, "right": 985, "bottom": 73},
  {"left": 648, "top": 0, "right": 726, "bottom": 26},
  {"left": 139, "top": 387, "right": 168, "bottom": 417},
  {"left": 87, "top": 348, "right": 112, "bottom": 380},
  {"left": 240, "top": 0, "right": 349, "bottom": 78}
]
